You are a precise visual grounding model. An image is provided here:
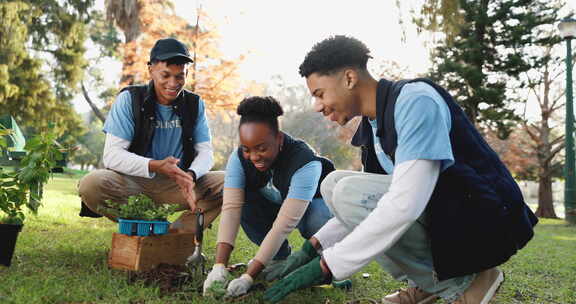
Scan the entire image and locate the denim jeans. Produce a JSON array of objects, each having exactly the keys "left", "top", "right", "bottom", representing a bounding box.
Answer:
[
  {"left": 240, "top": 190, "right": 332, "bottom": 260},
  {"left": 321, "top": 170, "right": 474, "bottom": 300}
]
